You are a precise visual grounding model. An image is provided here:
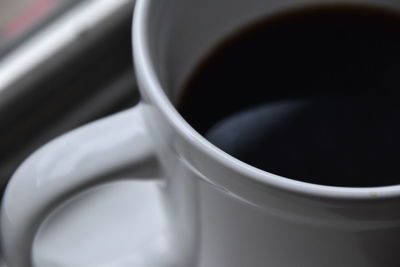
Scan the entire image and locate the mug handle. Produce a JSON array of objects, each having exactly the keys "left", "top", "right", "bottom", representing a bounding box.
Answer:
[{"left": 1, "top": 105, "right": 167, "bottom": 267}]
